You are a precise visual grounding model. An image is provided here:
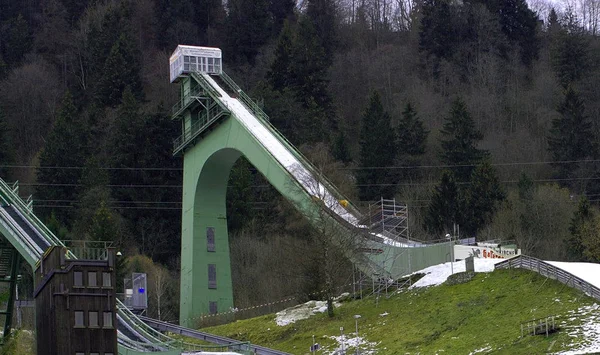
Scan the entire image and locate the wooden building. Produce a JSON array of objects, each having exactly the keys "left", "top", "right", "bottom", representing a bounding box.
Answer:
[{"left": 34, "top": 246, "right": 117, "bottom": 355}]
